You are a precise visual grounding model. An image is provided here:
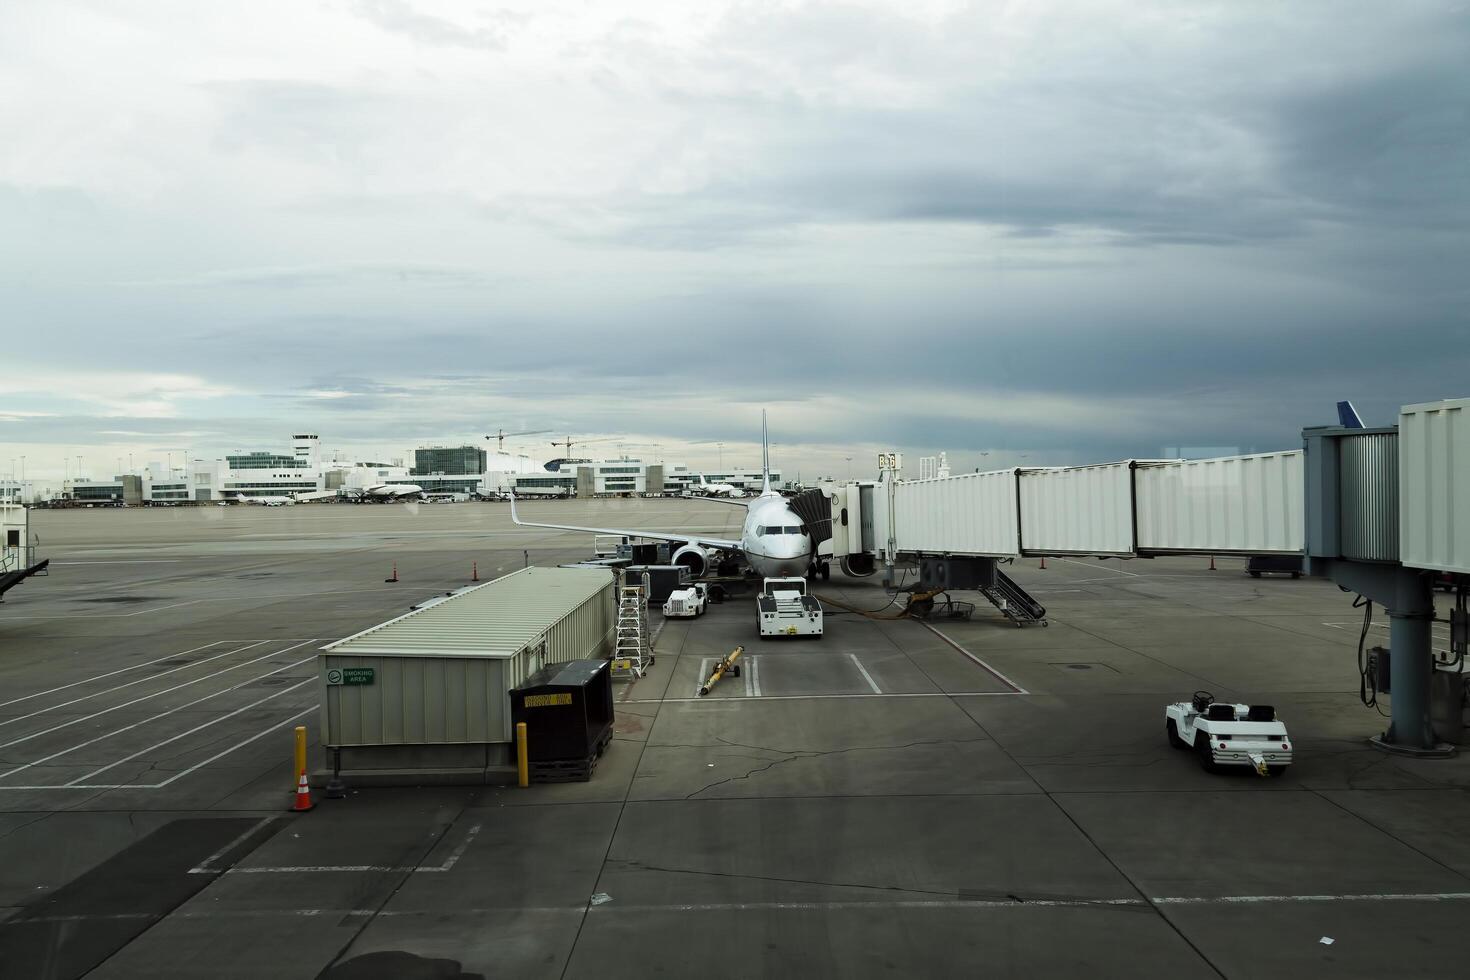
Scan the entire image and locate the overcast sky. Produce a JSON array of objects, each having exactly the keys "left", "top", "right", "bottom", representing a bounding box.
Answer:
[{"left": 2, "top": 0, "right": 1466, "bottom": 481}]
